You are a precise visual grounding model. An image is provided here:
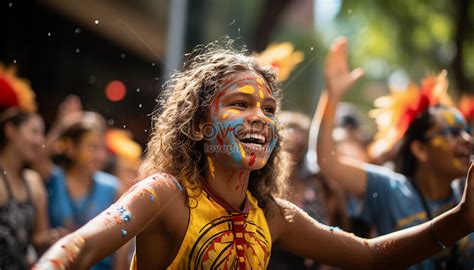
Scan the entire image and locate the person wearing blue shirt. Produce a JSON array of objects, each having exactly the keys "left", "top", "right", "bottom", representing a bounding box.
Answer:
[{"left": 313, "top": 37, "right": 473, "bottom": 269}]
